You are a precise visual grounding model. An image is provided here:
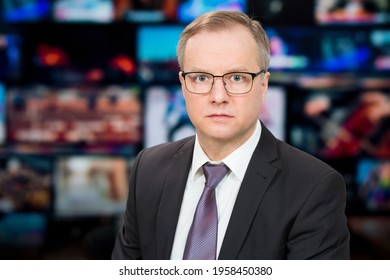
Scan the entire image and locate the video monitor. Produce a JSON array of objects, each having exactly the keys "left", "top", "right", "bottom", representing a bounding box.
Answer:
[
  {"left": 0, "top": 84, "right": 5, "bottom": 144},
  {"left": 370, "top": 29, "right": 390, "bottom": 71},
  {"left": 318, "top": 29, "right": 372, "bottom": 72},
  {"left": 0, "top": 213, "right": 46, "bottom": 259},
  {"left": 54, "top": 155, "right": 129, "bottom": 217},
  {"left": 137, "top": 25, "right": 183, "bottom": 83},
  {"left": 260, "top": 86, "right": 286, "bottom": 141},
  {"left": 266, "top": 27, "right": 384, "bottom": 72},
  {"left": 315, "top": 0, "right": 390, "bottom": 25},
  {"left": 0, "top": 0, "right": 51, "bottom": 22},
  {"left": 288, "top": 88, "right": 390, "bottom": 159},
  {"left": 31, "top": 25, "right": 136, "bottom": 84},
  {"left": 178, "top": 0, "right": 246, "bottom": 23},
  {"left": 114, "top": 0, "right": 178, "bottom": 22},
  {"left": 144, "top": 85, "right": 194, "bottom": 148},
  {"left": 265, "top": 28, "right": 312, "bottom": 71},
  {"left": 356, "top": 159, "right": 390, "bottom": 213},
  {"left": 0, "top": 33, "right": 21, "bottom": 81},
  {"left": 53, "top": 0, "right": 114, "bottom": 23},
  {"left": 6, "top": 85, "right": 142, "bottom": 145},
  {"left": 0, "top": 155, "right": 52, "bottom": 213},
  {"left": 247, "top": 0, "right": 314, "bottom": 26}
]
